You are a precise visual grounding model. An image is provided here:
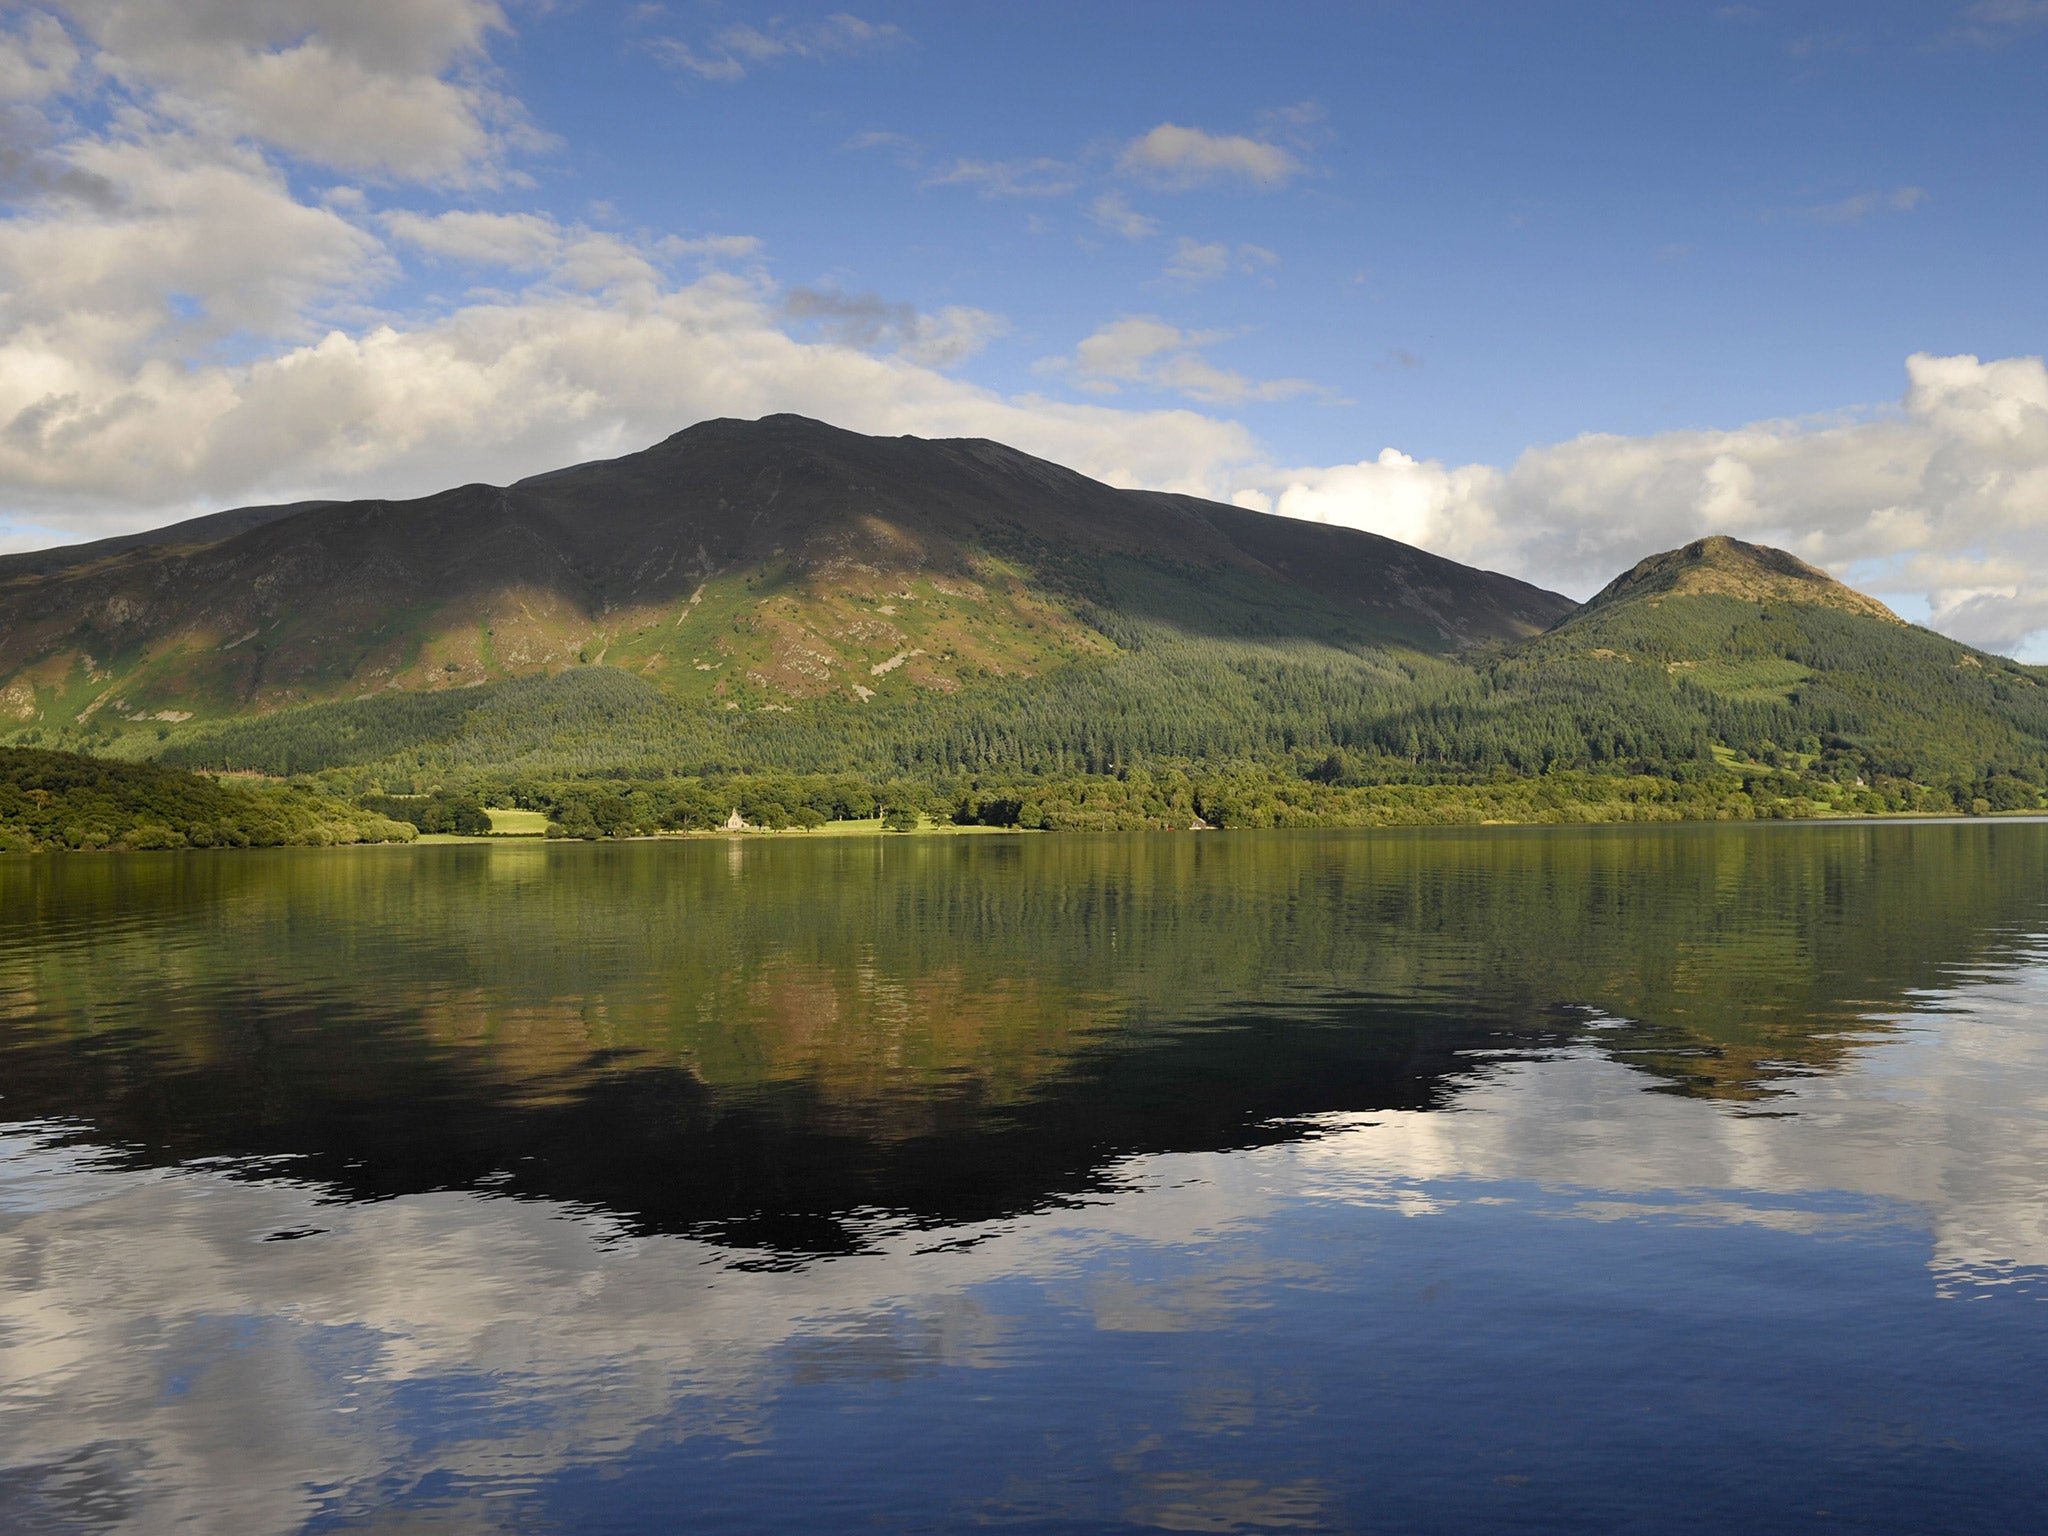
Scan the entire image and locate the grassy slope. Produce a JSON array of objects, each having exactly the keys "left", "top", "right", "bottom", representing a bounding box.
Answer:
[
  {"left": 147, "top": 629, "right": 1451, "bottom": 780},
  {"left": 1513, "top": 593, "right": 2048, "bottom": 781},
  {"left": 1, "top": 417, "right": 1570, "bottom": 757},
  {"left": 4, "top": 542, "right": 1422, "bottom": 762},
  {"left": 119, "top": 587, "right": 2048, "bottom": 811},
  {"left": 14, "top": 473, "right": 2048, "bottom": 818}
]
